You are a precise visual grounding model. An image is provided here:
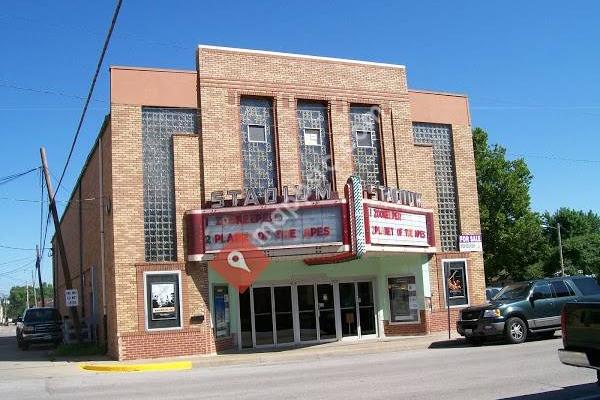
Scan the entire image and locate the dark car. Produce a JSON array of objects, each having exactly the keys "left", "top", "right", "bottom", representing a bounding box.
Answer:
[
  {"left": 558, "top": 296, "right": 600, "bottom": 384},
  {"left": 457, "top": 276, "right": 600, "bottom": 345},
  {"left": 16, "top": 307, "right": 63, "bottom": 350}
]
